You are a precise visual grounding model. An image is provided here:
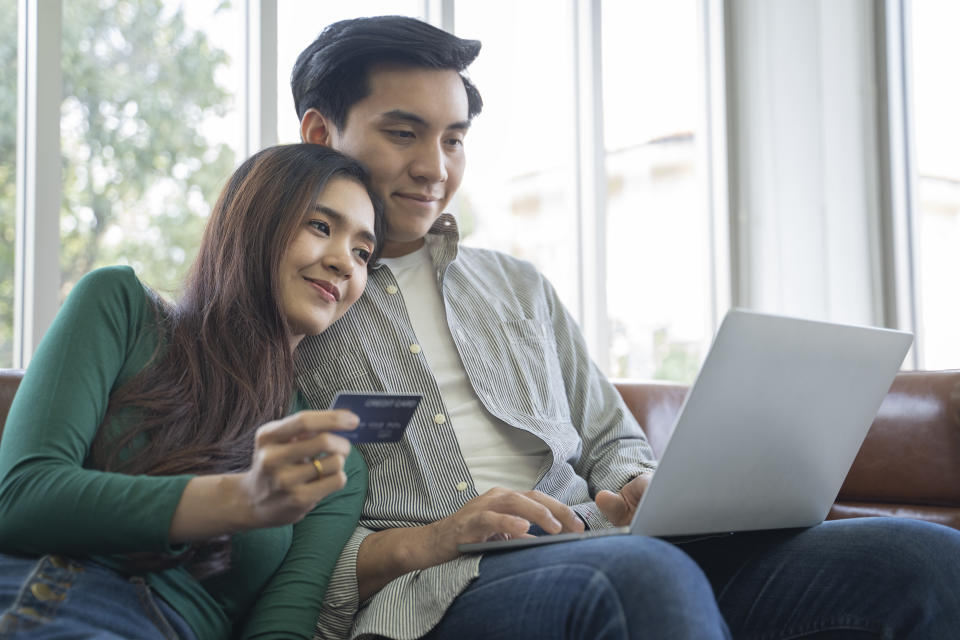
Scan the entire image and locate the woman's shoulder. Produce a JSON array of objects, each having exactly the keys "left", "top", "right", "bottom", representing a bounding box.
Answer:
[{"left": 67, "top": 266, "right": 156, "bottom": 313}]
